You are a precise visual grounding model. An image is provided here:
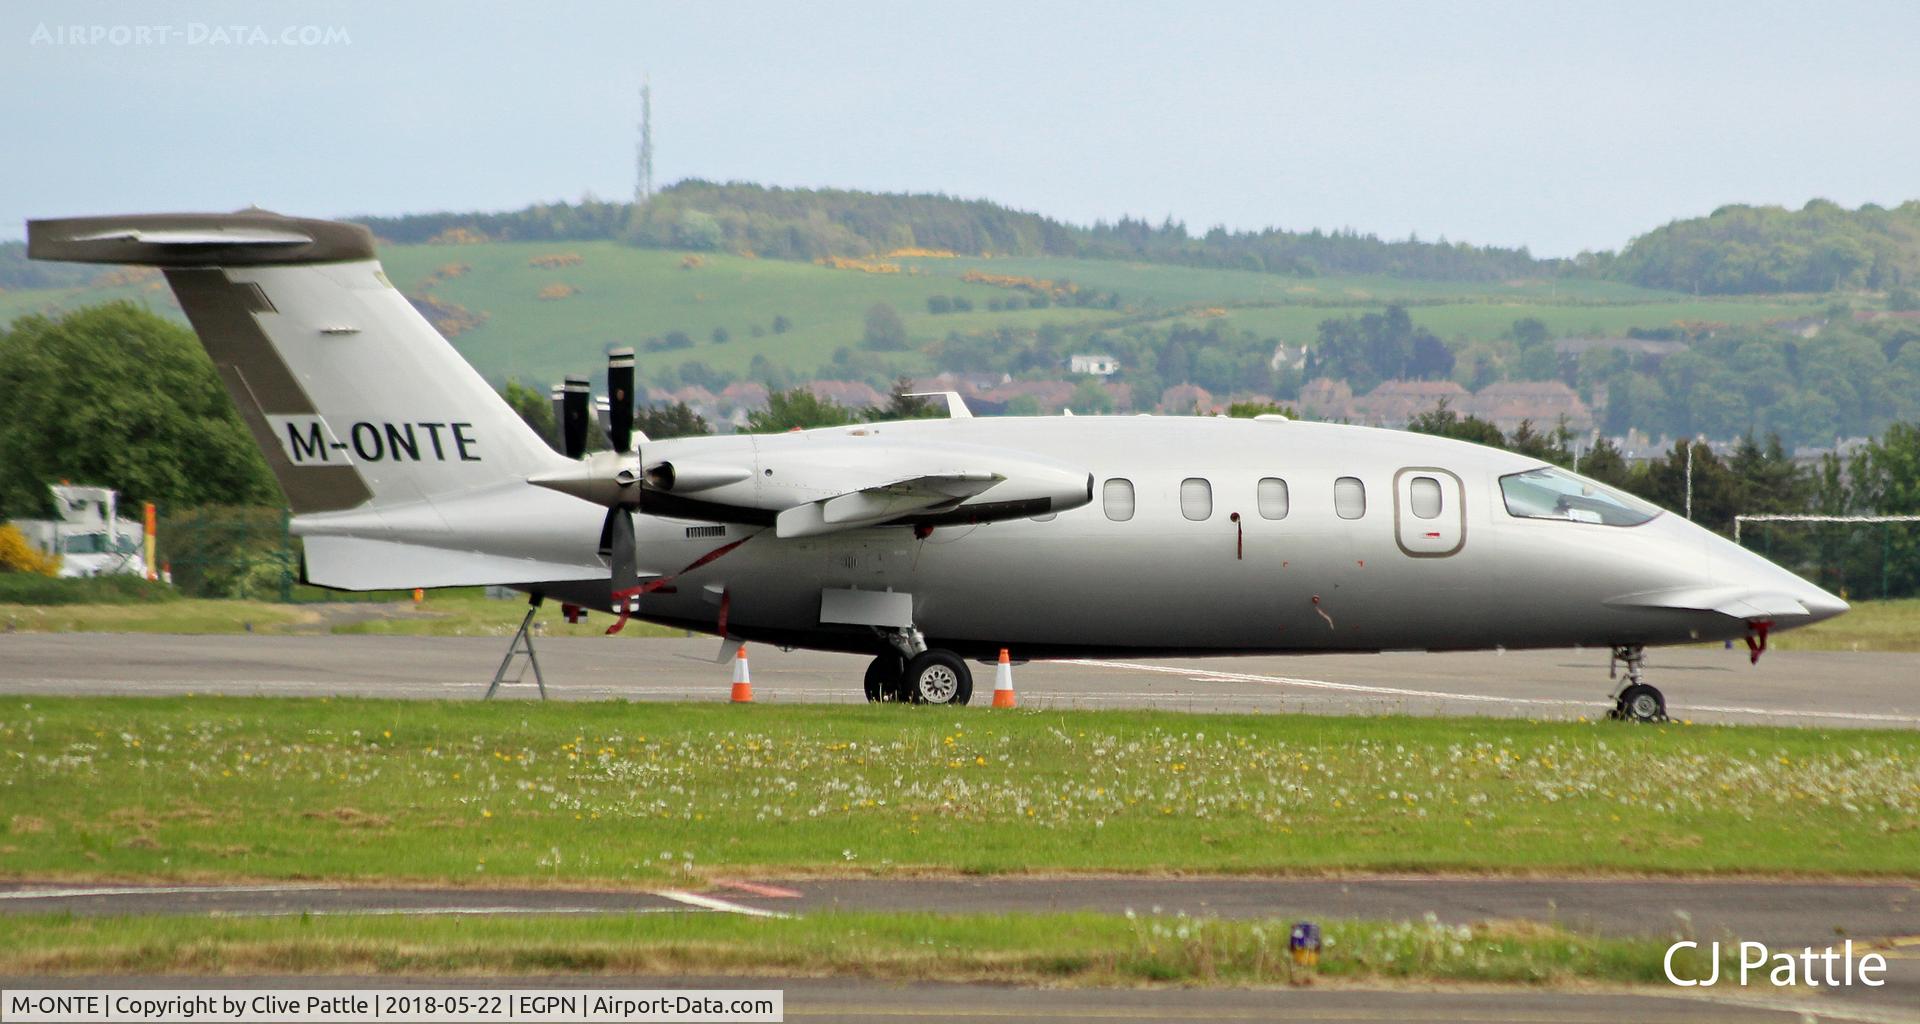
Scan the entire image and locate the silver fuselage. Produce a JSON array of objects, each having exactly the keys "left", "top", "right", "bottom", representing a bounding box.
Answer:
[{"left": 538, "top": 415, "right": 1846, "bottom": 660}]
